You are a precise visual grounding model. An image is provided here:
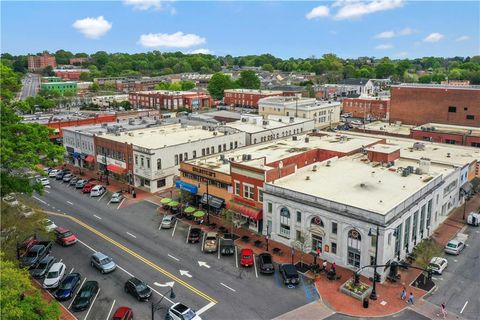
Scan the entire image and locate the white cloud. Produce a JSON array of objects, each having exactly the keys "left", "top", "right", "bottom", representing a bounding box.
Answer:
[
  {"left": 375, "top": 31, "right": 395, "bottom": 38},
  {"left": 188, "top": 48, "right": 213, "bottom": 55},
  {"left": 456, "top": 35, "right": 470, "bottom": 42},
  {"left": 375, "top": 27, "right": 414, "bottom": 39},
  {"left": 72, "top": 16, "right": 112, "bottom": 39},
  {"left": 398, "top": 27, "right": 414, "bottom": 36},
  {"left": 395, "top": 51, "right": 409, "bottom": 57},
  {"left": 334, "top": 0, "right": 404, "bottom": 20},
  {"left": 306, "top": 6, "right": 330, "bottom": 19},
  {"left": 123, "top": 0, "right": 162, "bottom": 11},
  {"left": 423, "top": 32, "right": 444, "bottom": 43},
  {"left": 138, "top": 31, "right": 206, "bottom": 48},
  {"left": 375, "top": 44, "right": 393, "bottom": 50}
]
